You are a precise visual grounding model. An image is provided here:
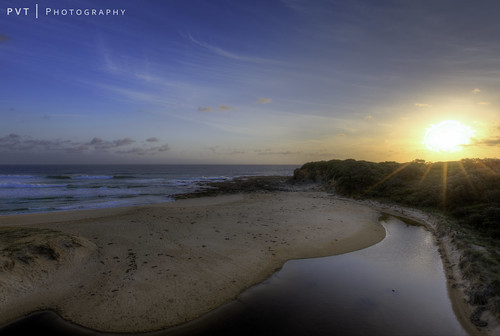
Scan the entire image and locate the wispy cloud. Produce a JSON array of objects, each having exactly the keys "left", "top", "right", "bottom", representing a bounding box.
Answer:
[
  {"left": 0, "top": 35, "right": 9, "bottom": 43},
  {"left": 187, "top": 34, "right": 280, "bottom": 65},
  {"left": 97, "top": 83, "right": 179, "bottom": 107},
  {"left": 281, "top": 0, "right": 305, "bottom": 12},
  {"left": 474, "top": 125, "right": 500, "bottom": 146},
  {"left": 478, "top": 101, "right": 490, "bottom": 105},
  {"left": 218, "top": 104, "right": 235, "bottom": 111},
  {"left": 476, "top": 137, "right": 500, "bottom": 146},
  {"left": 257, "top": 97, "right": 272, "bottom": 104},
  {"left": 198, "top": 105, "right": 236, "bottom": 112},
  {"left": 255, "top": 149, "right": 295, "bottom": 156},
  {"left": 414, "top": 103, "right": 431, "bottom": 108},
  {"left": 117, "top": 144, "right": 170, "bottom": 156},
  {"left": 203, "top": 146, "right": 245, "bottom": 155},
  {"left": 472, "top": 88, "right": 481, "bottom": 94}
]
